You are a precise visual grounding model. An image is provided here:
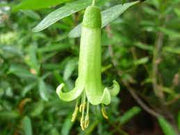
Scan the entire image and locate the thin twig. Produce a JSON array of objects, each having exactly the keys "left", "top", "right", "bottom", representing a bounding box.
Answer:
[
  {"left": 122, "top": 81, "right": 160, "bottom": 118},
  {"left": 106, "top": 25, "right": 160, "bottom": 118},
  {"left": 152, "top": 31, "right": 164, "bottom": 99}
]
